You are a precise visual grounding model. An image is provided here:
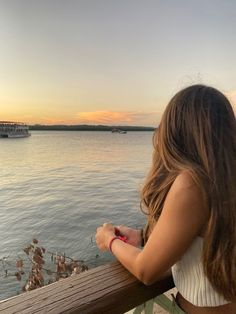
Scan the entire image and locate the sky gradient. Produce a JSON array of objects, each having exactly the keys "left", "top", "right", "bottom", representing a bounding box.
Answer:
[{"left": 0, "top": 0, "right": 236, "bottom": 126}]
